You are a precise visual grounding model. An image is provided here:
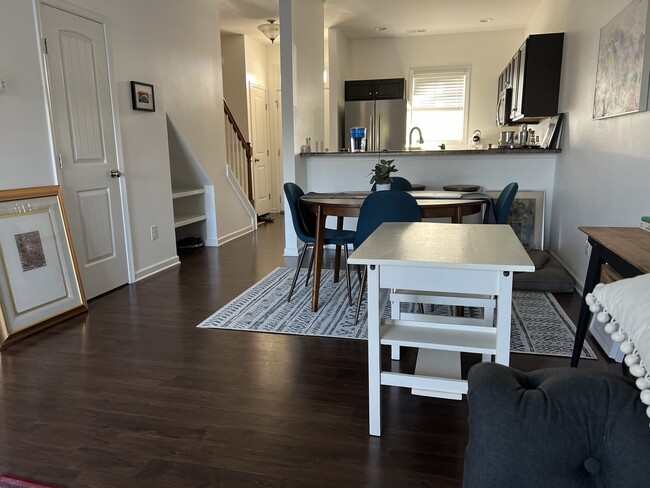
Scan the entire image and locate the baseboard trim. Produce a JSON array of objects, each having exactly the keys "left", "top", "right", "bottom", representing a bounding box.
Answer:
[
  {"left": 134, "top": 256, "right": 180, "bottom": 282},
  {"left": 218, "top": 225, "right": 255, "bottom": 246}
]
